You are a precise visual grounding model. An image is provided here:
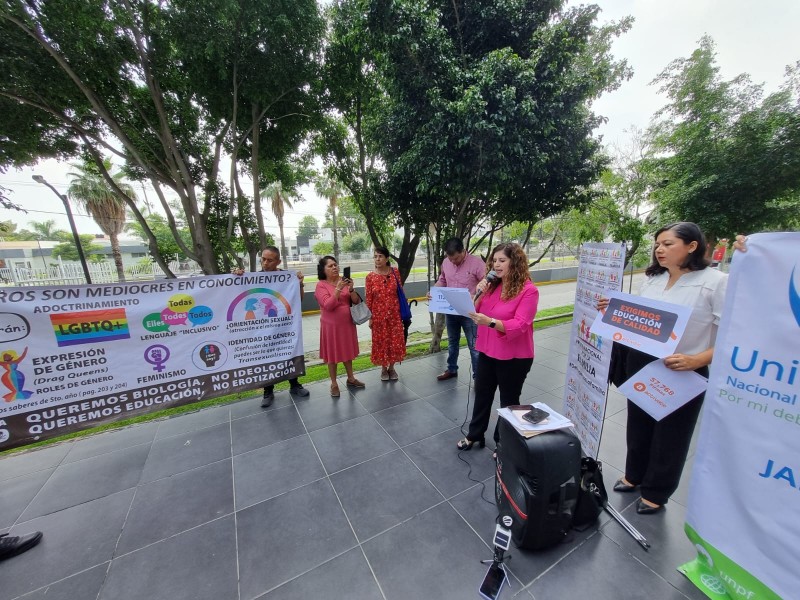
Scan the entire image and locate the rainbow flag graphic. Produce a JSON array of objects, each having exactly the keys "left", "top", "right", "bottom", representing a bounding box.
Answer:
[{"left": 50, "top": 309, "right": 131, "bottom": 347}]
